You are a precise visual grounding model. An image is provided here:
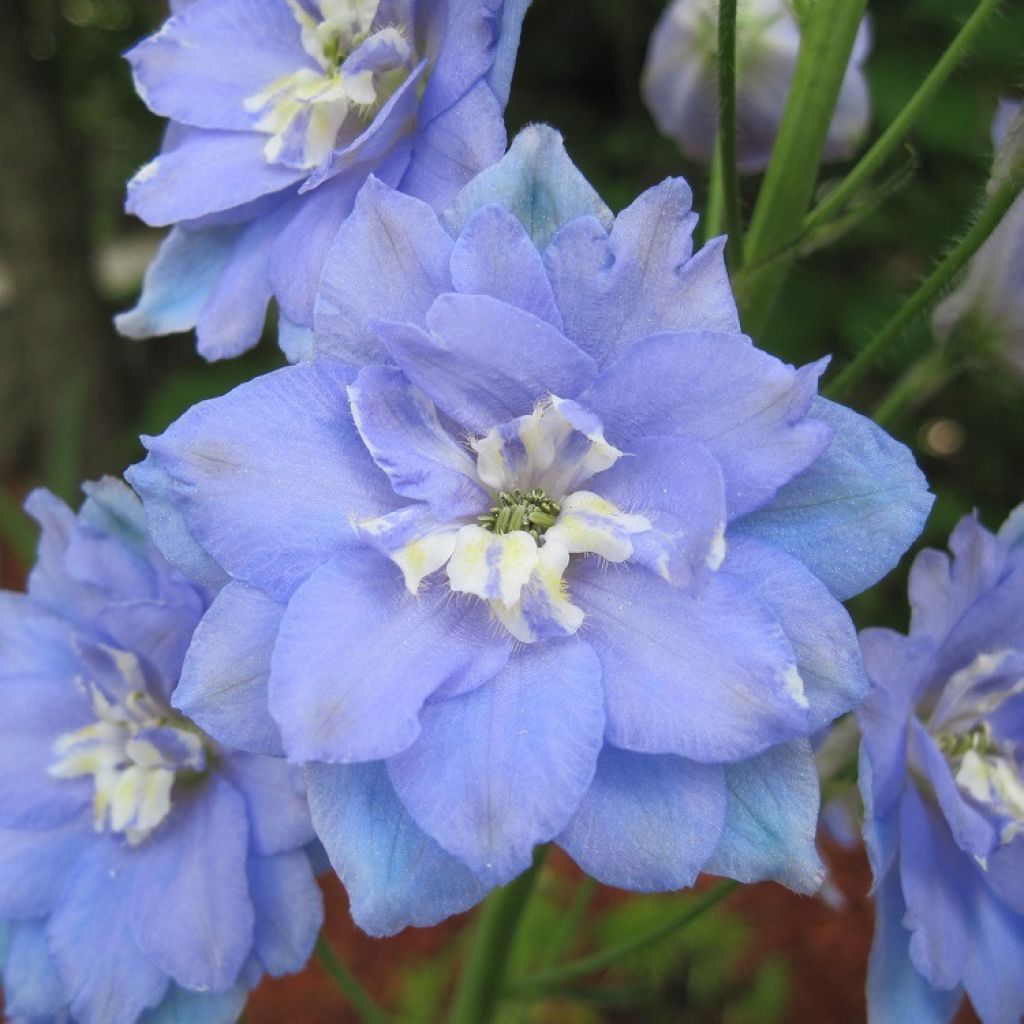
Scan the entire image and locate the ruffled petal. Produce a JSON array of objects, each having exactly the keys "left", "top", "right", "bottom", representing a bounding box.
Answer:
[
  {"left": 2, "top": 920, "right": 68, "bottom": 1019},
  {"left": 387, "top": 639, "right": 604, "bottom": 885},
  {"left": 0, "top": 815, "right": 91, "bottom": 918},
  {"left": 247, "top": 851, "right": 322, "bottom": 976},
  {"left": 557, "top": 745, "right": 726, "bottom": 891}
]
